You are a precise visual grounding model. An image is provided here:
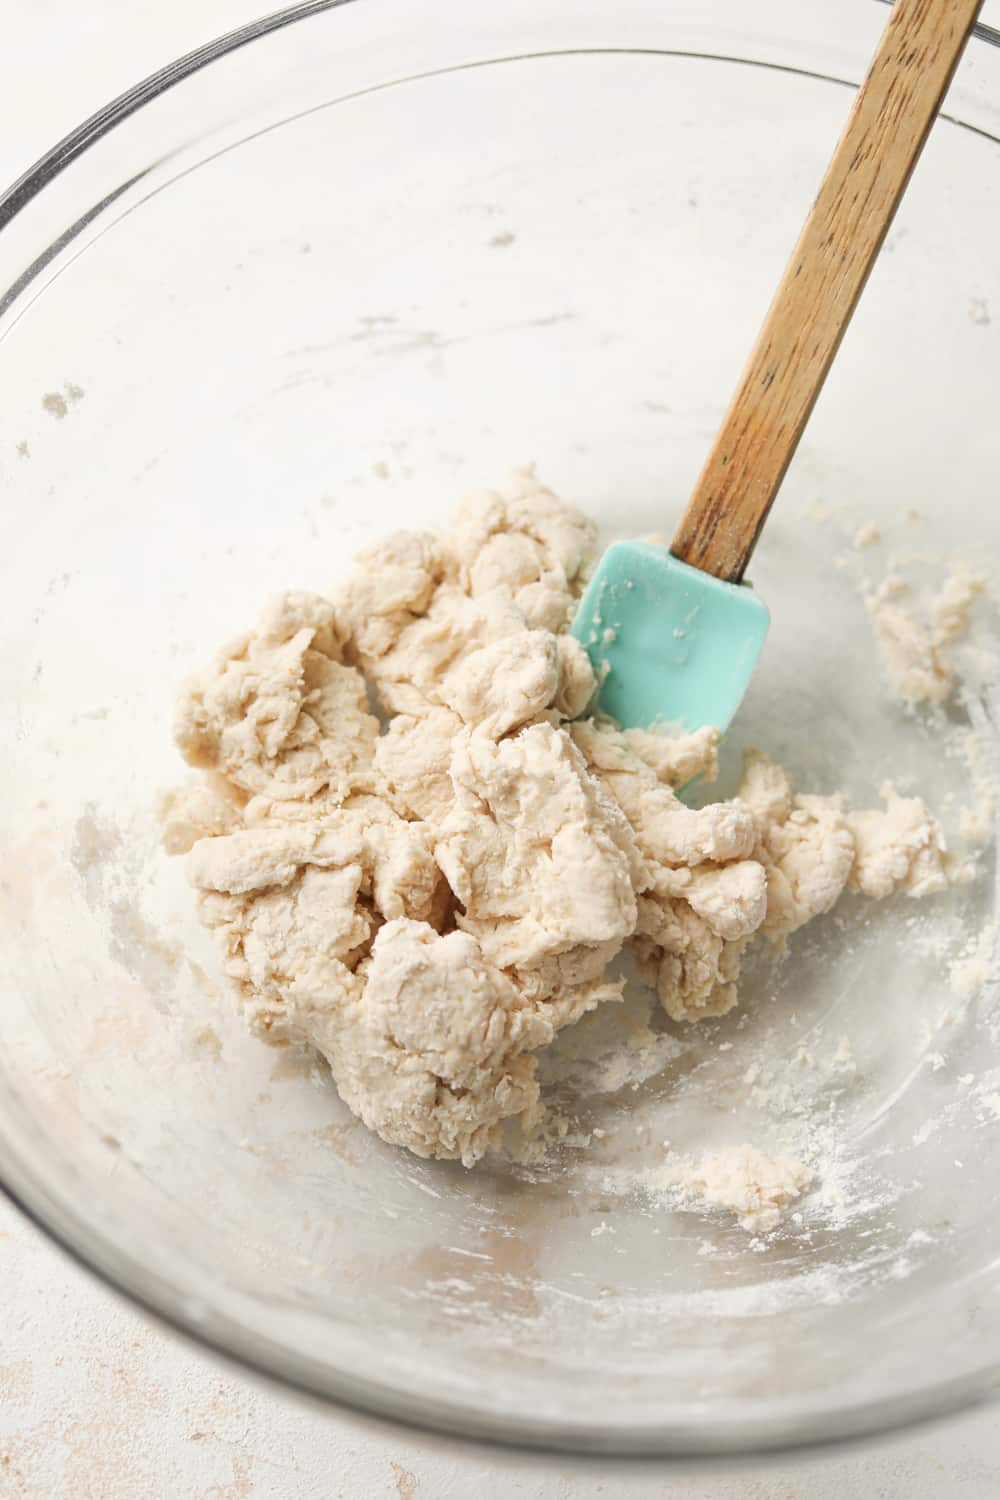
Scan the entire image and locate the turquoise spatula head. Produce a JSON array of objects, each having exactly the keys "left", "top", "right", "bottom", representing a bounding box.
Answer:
[{"left": 571, "top": 541, "right": 770, "bottom": 734}]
